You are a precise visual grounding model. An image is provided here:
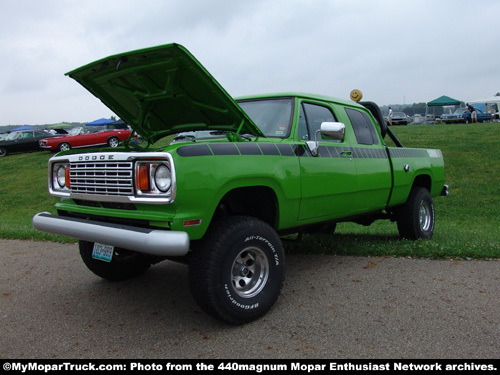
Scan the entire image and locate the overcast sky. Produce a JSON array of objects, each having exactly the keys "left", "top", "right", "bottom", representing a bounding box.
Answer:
[{"left": 1, "top": 0, "right": 499, "bottom": 125}]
